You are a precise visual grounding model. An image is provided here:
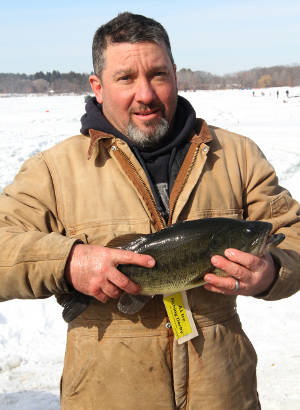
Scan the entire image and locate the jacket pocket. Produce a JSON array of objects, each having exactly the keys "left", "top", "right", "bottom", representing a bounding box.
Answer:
[
  {"left": 67, "top": 219, "right": 151, "bottom": 246},
  {"left": 185, "top": 209, "right": 244, "bottom": 220},
  {"left": 270, "top": 192, "right": 289, "bottom": 218}
]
